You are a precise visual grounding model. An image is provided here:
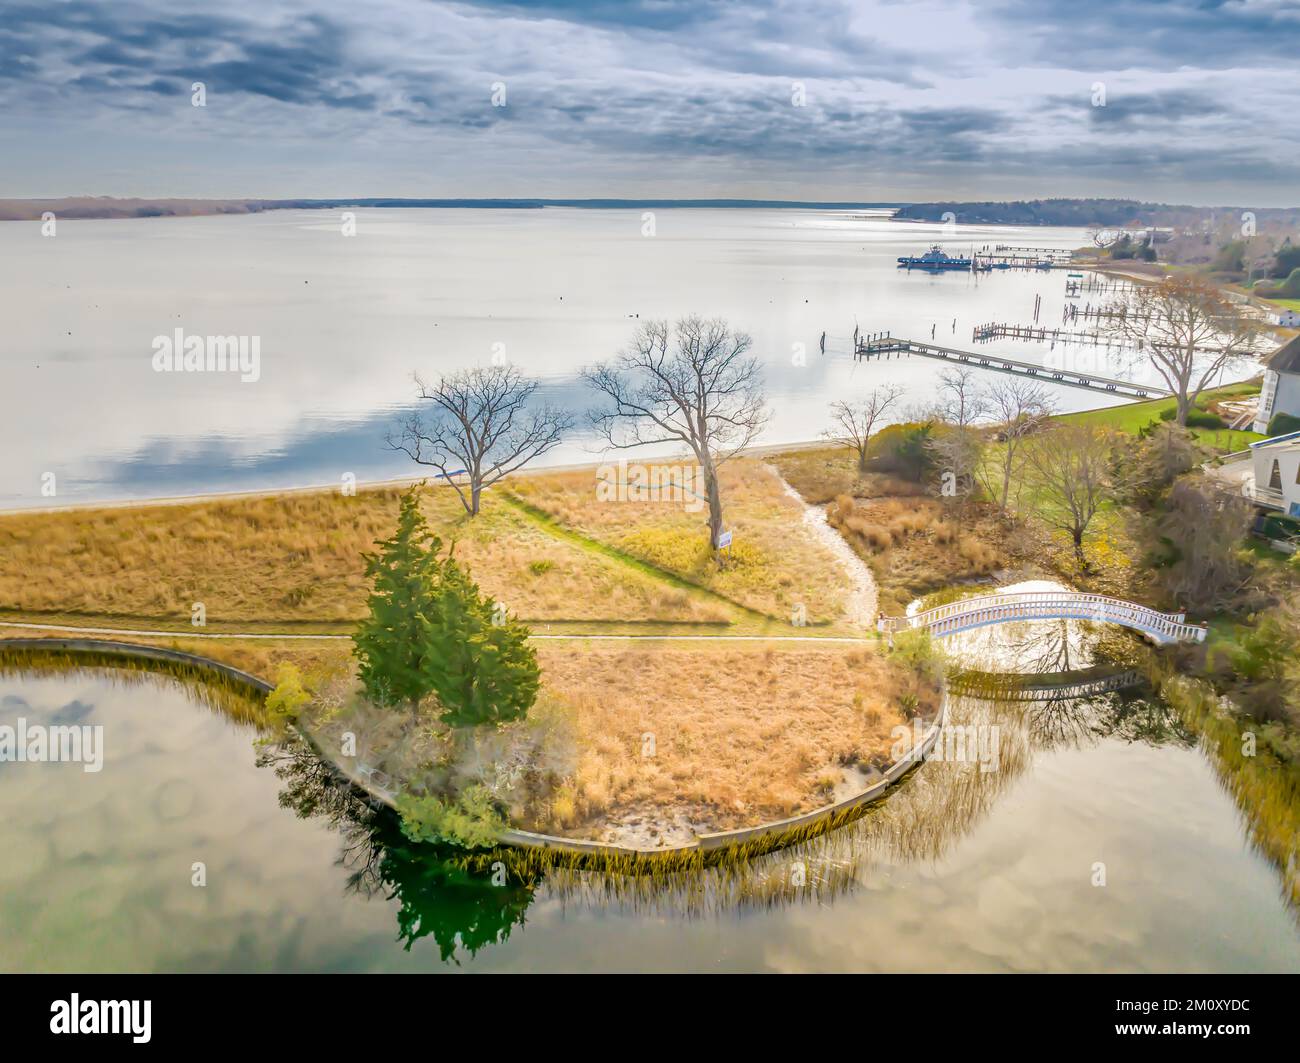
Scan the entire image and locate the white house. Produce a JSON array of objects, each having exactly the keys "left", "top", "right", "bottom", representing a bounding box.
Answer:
[
  {"left": 1271, "top": 308, "right": 1300, "bottom": 328},
  {"left": 1249, "top": 431, "right": 1300, "bottom": 518},
  {"left": 1252, "top": 334, "right": 1300, "bottom": 434}
]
